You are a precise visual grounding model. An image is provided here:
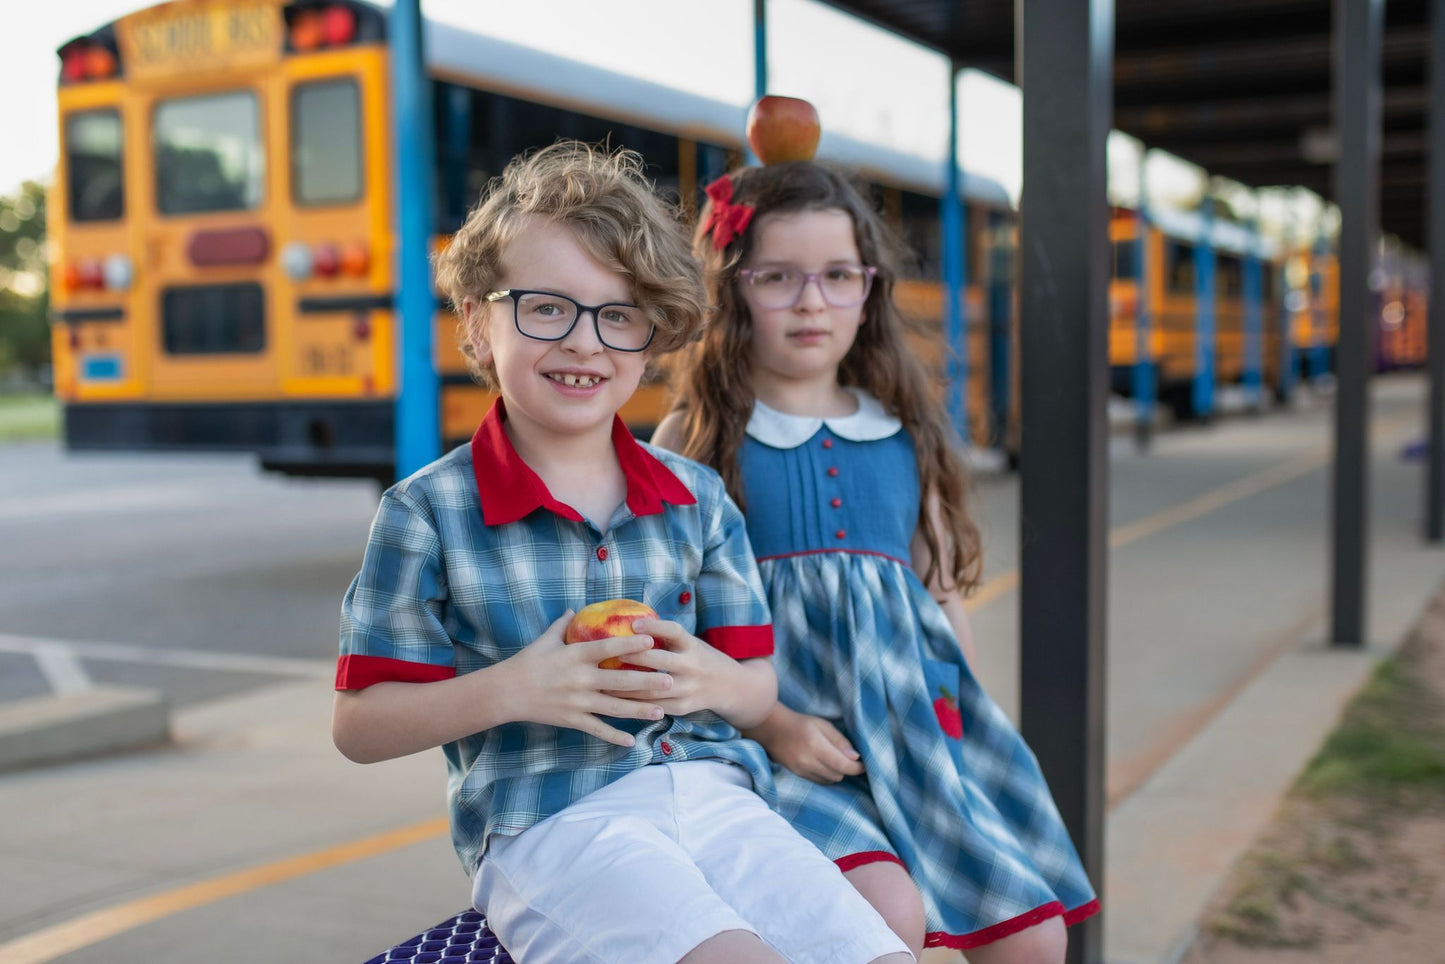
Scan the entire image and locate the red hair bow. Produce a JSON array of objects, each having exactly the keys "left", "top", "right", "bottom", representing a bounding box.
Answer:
[{"left": 703, "top": 176, "right": 754, "bottom": 251}]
